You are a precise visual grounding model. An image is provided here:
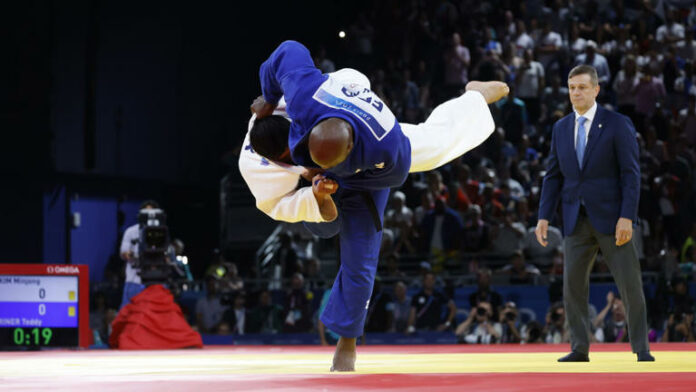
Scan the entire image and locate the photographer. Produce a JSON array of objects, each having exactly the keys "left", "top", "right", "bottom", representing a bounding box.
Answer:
[
  {"left": 593, "top": 291, "right": 629, "bottom": 343},
  {"left": 499, "top": 301, "right": 522, "bottom": 343},
  {"left": 662, "top": 305, "right": 695, "bottom": 342},
  {"left": 119, "top": 200, "right": 159, "bottom": 309},
  {"left": 456, "top": 301, "right": 502, "bottom": 344},
  {"left": 543, "top": 301, "right": 569, "bottom": 344}
]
